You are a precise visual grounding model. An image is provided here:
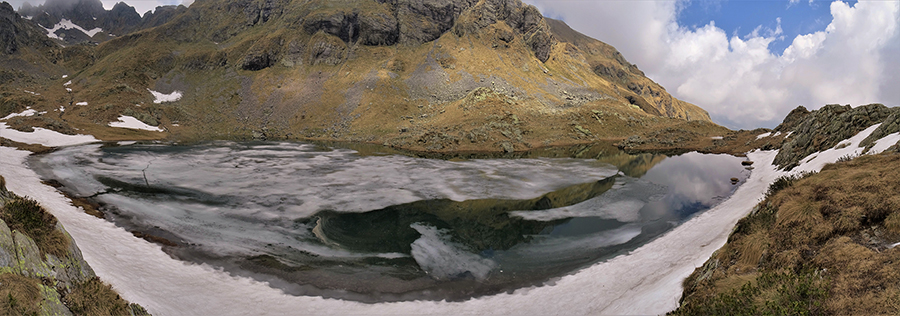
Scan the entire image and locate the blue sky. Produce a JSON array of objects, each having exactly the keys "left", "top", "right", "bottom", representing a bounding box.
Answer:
[{"left": 676, "top": 0, "right": 856, "bottom": 55}]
